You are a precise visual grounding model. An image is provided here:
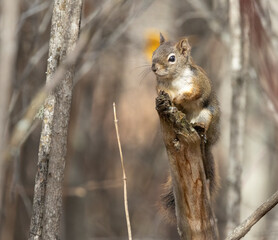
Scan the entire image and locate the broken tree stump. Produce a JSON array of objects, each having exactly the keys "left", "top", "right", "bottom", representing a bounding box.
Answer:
[{"left": 156, "top": 91, "right": 219, "bottom": 240}]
